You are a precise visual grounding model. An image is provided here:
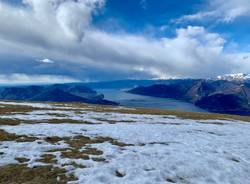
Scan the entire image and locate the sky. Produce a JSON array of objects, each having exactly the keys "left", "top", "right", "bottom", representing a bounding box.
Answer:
[{"left": 0, "top": 0, "right": 250, "bottom": 83}]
